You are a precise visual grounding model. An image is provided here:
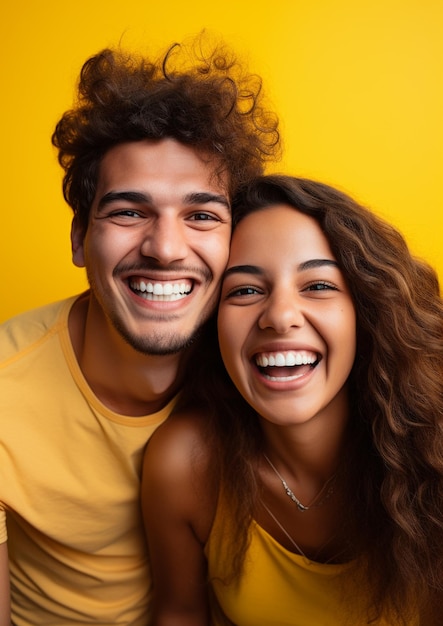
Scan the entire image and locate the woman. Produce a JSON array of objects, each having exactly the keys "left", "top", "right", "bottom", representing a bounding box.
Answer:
[{"left": 142, "top": 175, "right": 443, "bottom": 625}]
